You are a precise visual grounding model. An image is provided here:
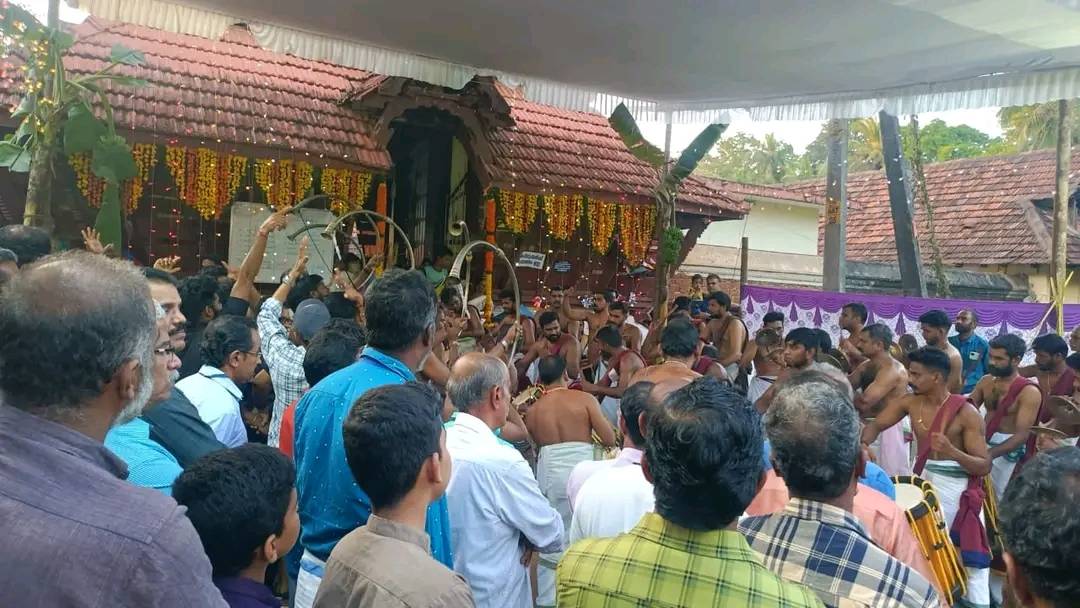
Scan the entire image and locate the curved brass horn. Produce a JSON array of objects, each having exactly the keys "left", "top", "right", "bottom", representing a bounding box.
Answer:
[
  {"left": 286, "top": 223, "right": 330, "bottom": 241},
  {"left": 323, "top": 209, "right": 415, "bottom": 270},
  {"left": 448, "top": 219, "right": 470, "bottom": 240},
  {"left": 448, "top": 240, "right": 520, "bottom": 360}
]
